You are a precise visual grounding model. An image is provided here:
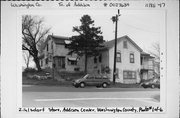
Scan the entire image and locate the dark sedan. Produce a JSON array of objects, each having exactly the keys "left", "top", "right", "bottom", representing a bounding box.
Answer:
[
  {"left": 72, "top": 74, "right": 111, "bottom": 88},
  {"left": 140, "top": 78, "right": 160, "bottom": 89}
]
